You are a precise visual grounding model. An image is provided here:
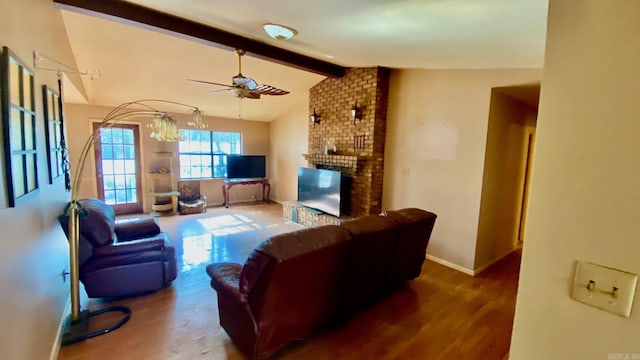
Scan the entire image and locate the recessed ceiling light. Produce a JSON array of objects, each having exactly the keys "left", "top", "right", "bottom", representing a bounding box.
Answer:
[{"left": 262, "top": 23, "right": 297, "bottom": 40}]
